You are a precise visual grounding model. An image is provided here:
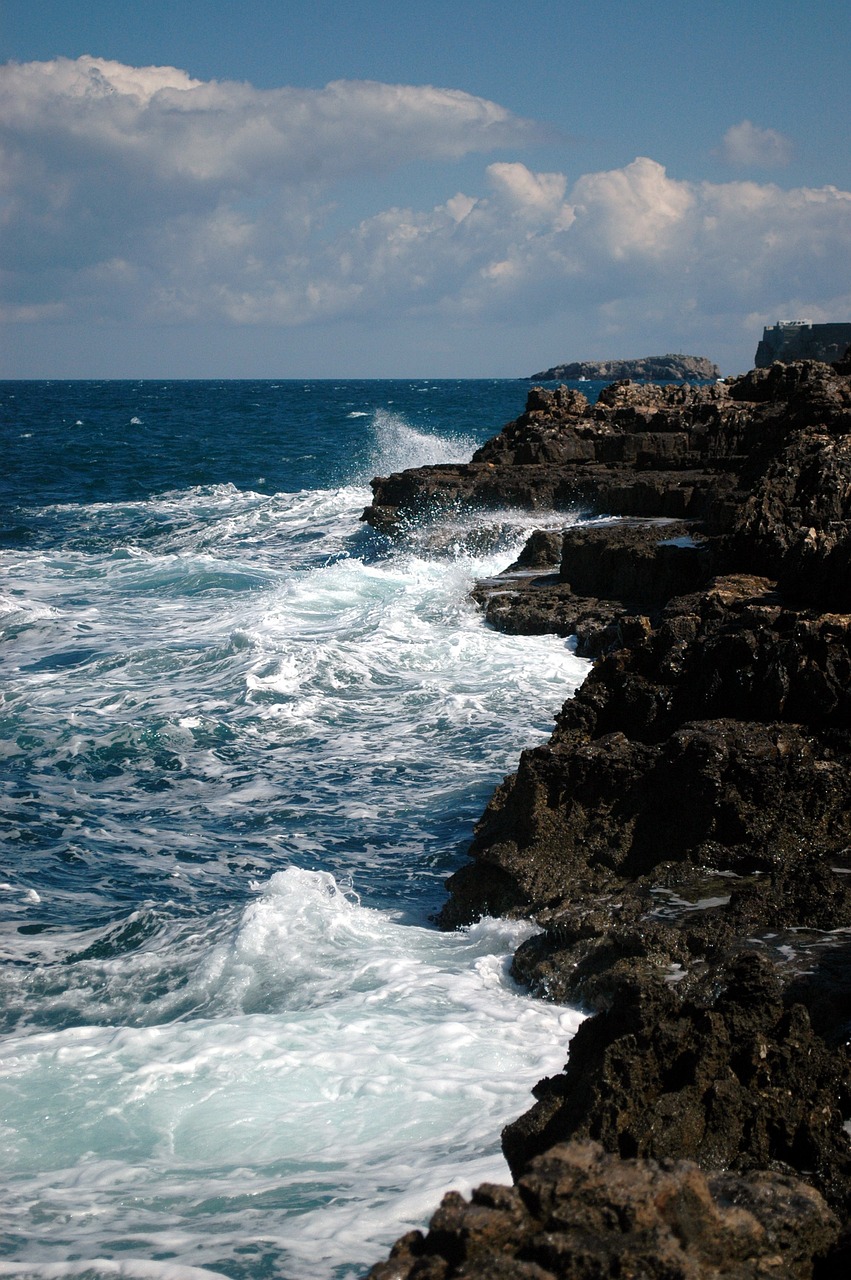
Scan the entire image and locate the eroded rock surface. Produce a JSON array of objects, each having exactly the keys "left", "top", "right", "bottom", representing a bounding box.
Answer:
[
  {"left": 364, "top": 359, "right": 851, "bottom": 1278},
  {"left": 368, "top": 1140, "right": 841, "bottom": 1280}
]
